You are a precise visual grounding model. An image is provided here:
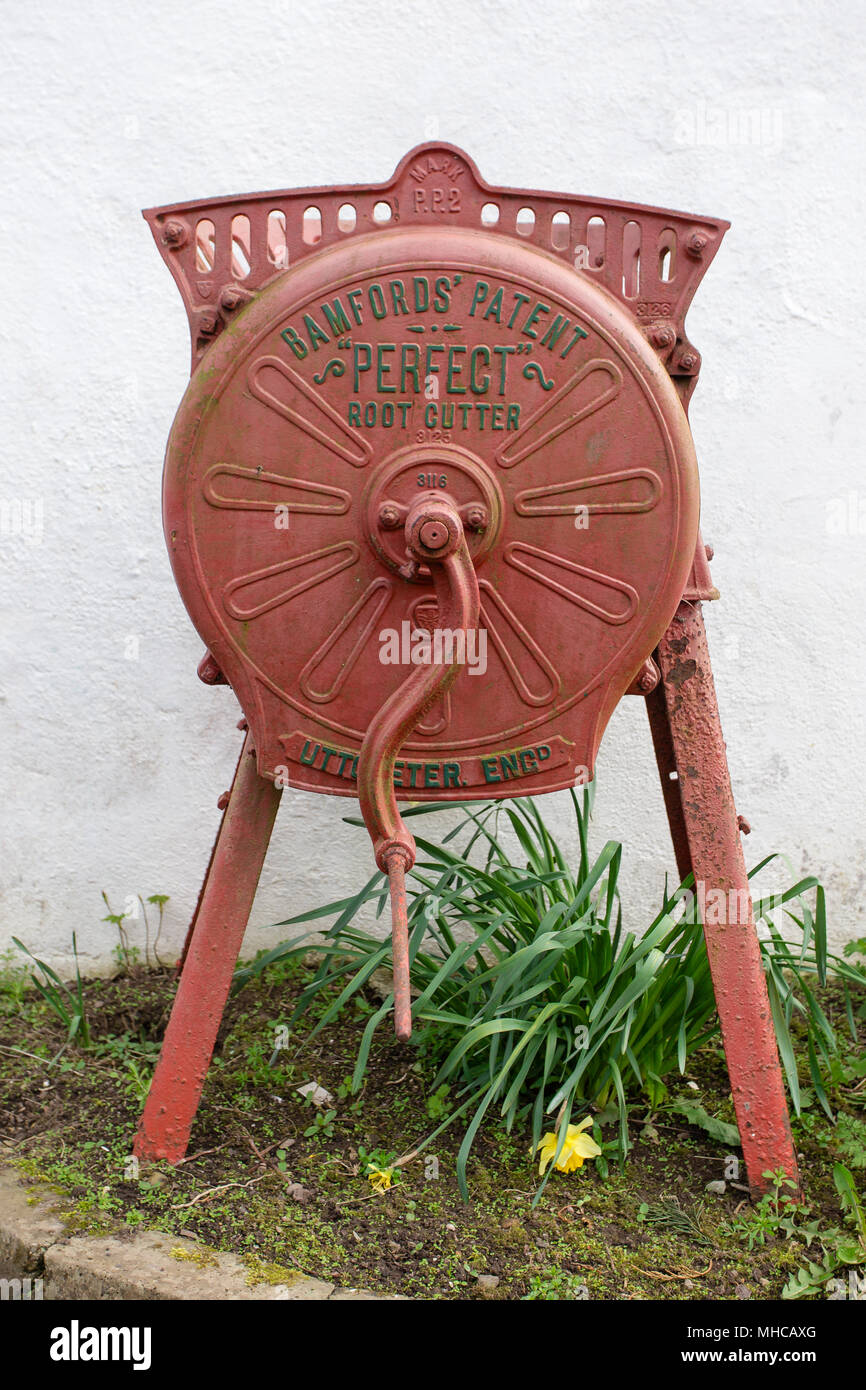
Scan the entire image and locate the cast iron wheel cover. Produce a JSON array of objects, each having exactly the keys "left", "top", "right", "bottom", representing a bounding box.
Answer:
[{"left": 163, "top": 225, "right": 699, "bottom": 799}]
